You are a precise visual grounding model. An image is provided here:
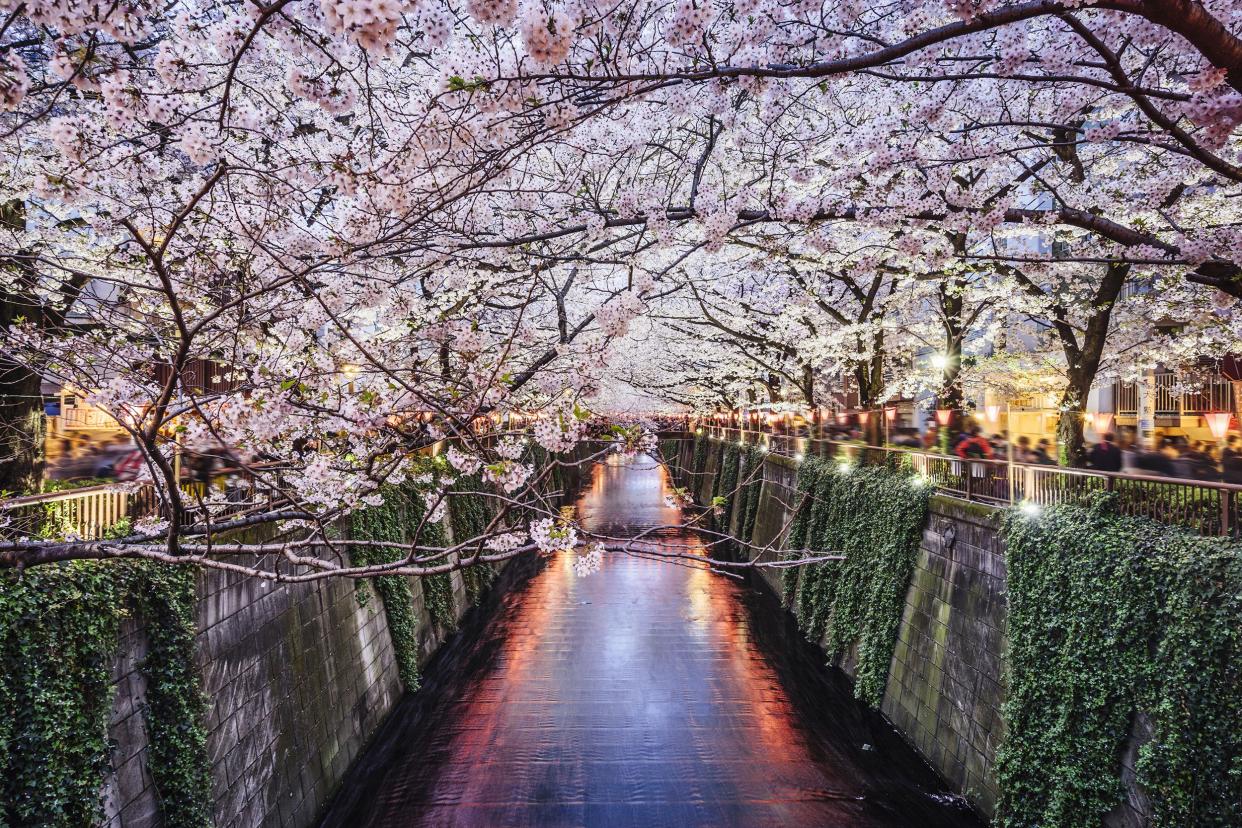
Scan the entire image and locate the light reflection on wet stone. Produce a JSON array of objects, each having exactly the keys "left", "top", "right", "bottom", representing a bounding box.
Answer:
[{"left": 323, "top": 455, "right": 984, "bottom": 828}]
